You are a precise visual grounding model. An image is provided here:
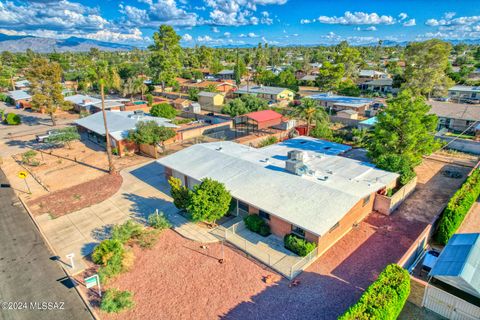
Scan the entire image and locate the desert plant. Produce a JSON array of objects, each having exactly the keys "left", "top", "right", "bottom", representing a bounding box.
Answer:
[
  {"left": 339, "top": 264, "right": 410, "bottom": 320},
  {"left": 92, "top": 239, "right": 124, "bottom": 266},
  {"left": 5, "top": 113, "right": 21, "bottom": 125},
  {"left": 111, "top": 220, "right": 143, "bottom": 244},
  {"left": 284, "top": 233, "right": 317, "bottom": 256},
  {"left": 257, "top": 136, "right": 278, "bottom": 148},
  {"left": 100, "top": 289, "right": 134, "bottom": 313},
  {"left": 148, "top": 211, "right": 171, "bottom": 230},
  {"left": 137, "top": 229, "right": 161, "bottom": 249},
  {"left": 21, "top": 150, "right": 39, "bottom": 166}
]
